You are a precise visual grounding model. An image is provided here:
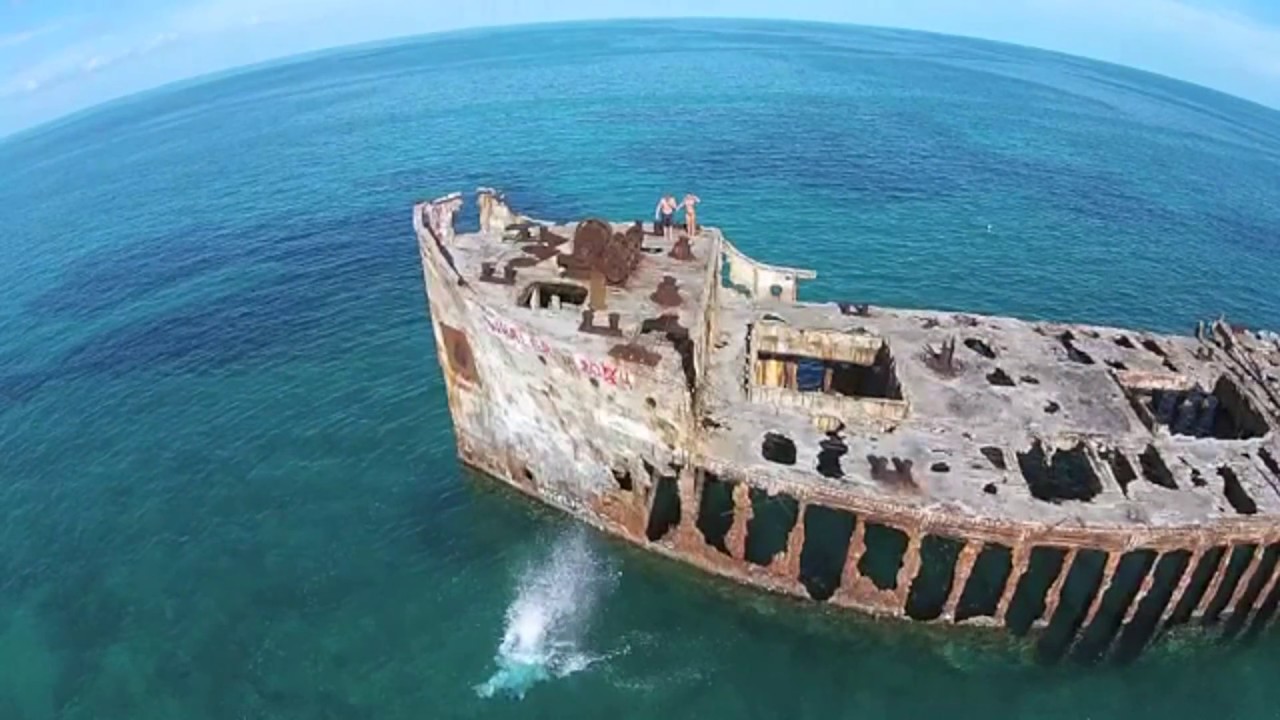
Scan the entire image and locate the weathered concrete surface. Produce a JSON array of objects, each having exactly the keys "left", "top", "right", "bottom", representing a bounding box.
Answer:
[{"left": 414, "top": 188, "right": 1280, "bottom": 662}]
